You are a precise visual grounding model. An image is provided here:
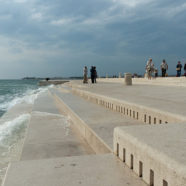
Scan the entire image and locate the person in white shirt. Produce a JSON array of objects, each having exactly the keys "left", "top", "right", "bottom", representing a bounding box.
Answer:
[
  {"left": 146, "top": 58, "right": 154, "bottom": 79},
  {"left": 83, "top": 66, "right": 88, "bottom": 83}
]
